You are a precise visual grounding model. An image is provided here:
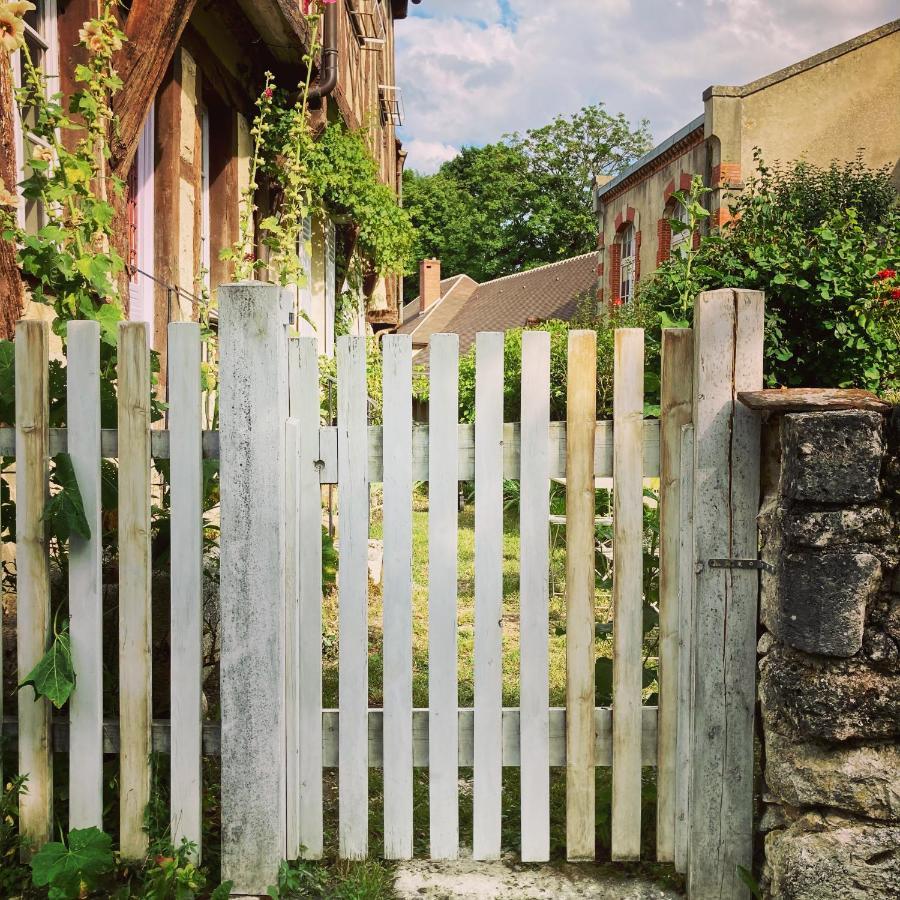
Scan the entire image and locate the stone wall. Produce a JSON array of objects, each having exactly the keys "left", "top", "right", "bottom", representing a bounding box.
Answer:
[{"left": 756, "top": 404, "right": 900, "bottom": 898}]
